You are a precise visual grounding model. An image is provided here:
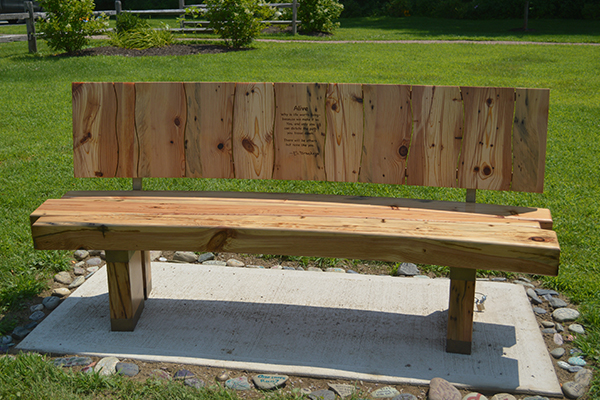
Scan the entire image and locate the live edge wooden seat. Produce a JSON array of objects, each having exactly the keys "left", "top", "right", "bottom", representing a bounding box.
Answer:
[{"left": 30, "top": 82, "right": 560, "bottom": 355}]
